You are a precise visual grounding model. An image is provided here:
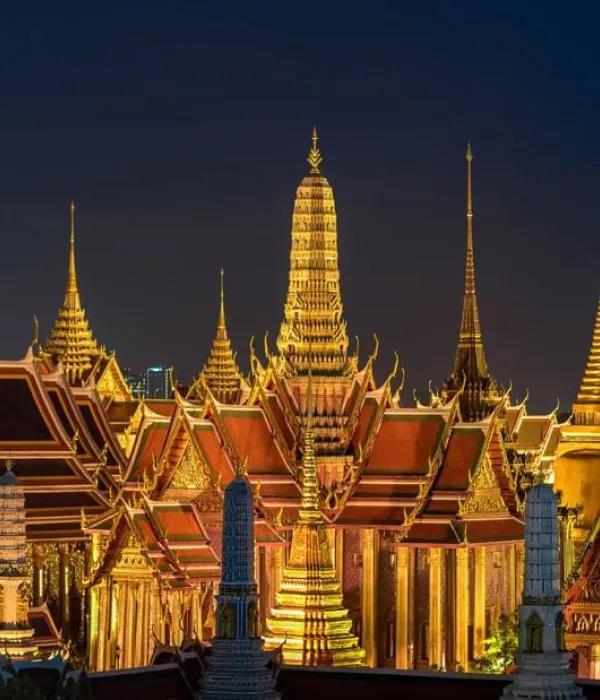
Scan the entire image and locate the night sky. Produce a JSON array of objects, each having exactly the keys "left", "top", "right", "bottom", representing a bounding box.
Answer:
[{"left": 0, "top": 2, "right": 598, "bottom": 412}]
